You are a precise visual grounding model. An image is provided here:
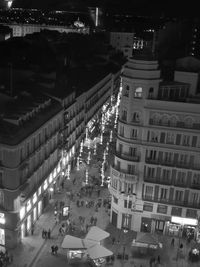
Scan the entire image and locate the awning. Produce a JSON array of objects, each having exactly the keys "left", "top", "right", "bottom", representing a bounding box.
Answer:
[
  {"left": 87, "top": 244, "right": 113, "bottom": 260},
  {"left": 85, "top": 226, "right": 110, "bottom": 242},
  {"left": 61, "top": 235, "right": 86, "bottom": 249}
]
